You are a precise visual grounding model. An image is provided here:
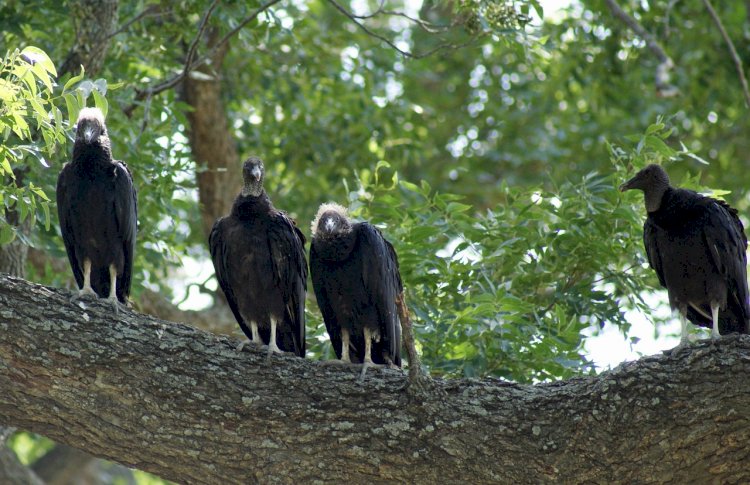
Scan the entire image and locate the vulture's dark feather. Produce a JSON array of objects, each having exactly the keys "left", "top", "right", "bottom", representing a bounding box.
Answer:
[
  {"left": 621, "top": 164, "right": 750, "bottom": 343},
  {"left": 209, "top": 157, "right": 307, "bottom": 357},
  {"left": 57, "top": 107, "right": 137, "bottom": 306},
  {"left": 310, "top": 204, "right": 402, "bottom": 368}
]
